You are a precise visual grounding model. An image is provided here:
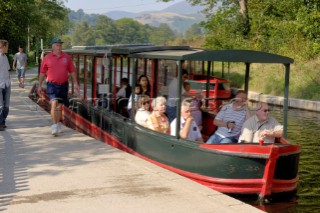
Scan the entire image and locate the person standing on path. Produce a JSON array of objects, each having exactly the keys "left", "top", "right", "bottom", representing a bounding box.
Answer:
[
  {"left": 13, "top": 46, "right": 27, "bottom": 88},
  {"left": 0, "top": 40, "right": 11, "bottom": 131},
  {"left": 37, "top": 38, "right": 80, "bottom": 136}
]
